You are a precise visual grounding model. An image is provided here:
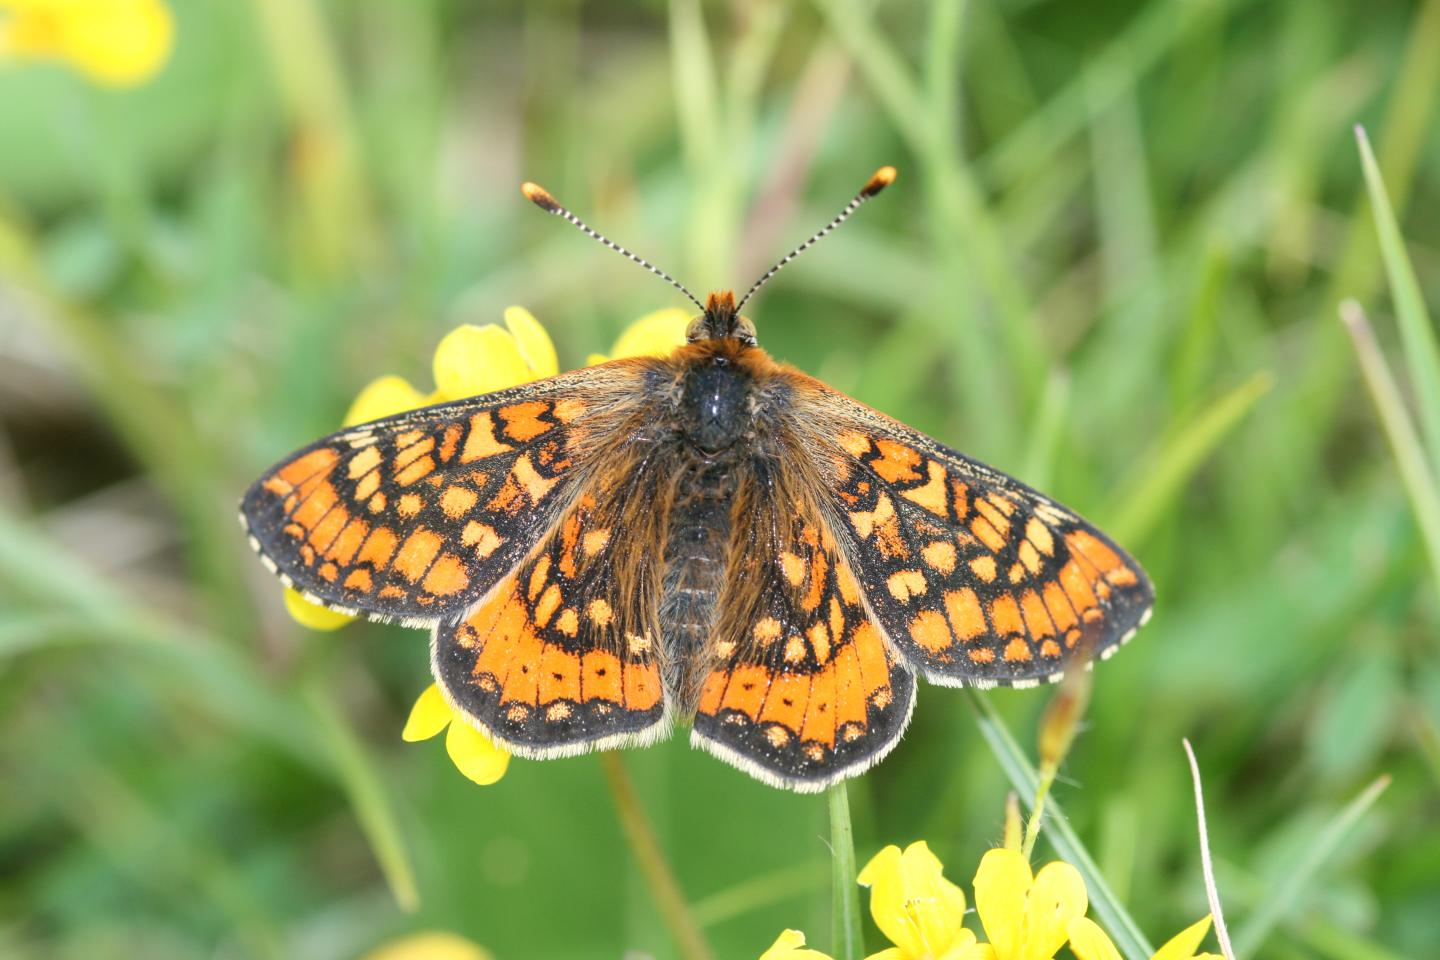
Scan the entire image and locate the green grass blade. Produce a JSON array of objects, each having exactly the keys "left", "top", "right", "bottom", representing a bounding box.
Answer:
[
  {"left": 1231, "top": 775, "right": 1391, "bottom": 956},
  {"left": 814, "top": 0, "right": 1049, "bottom": 405},
  {"left": 1355, "top": 126, "right": 1440, "bottom": 475},
  {"left": 978, "top": 0, "right": 1230, "bottom": 190},
  {"left": 303, "top": 681, "right": 421, "bottom": 914},
  {"left": 828, "top": 783, "right": 865, "bottom": 960},
  {"left": 1107, "top": 371, "right": 1275, "bottom": 545},
  {"left": 669, "top": 0, "right": 727, "bottom": 279},
  {"left": 26, "top": 749, "right": 286, "bottom": 960},
  {"left": 966, "top": 691, "right": 1156, "bottom": 960},
  {"left": 1294, "top": 916, "right": 1411, "bottom": 960},
  {"left": 690, "top": 861, "right": 827, "bottom": 929},
  {"left": 1340, "top": 301, "right": 1440, "bottom": 600}
]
